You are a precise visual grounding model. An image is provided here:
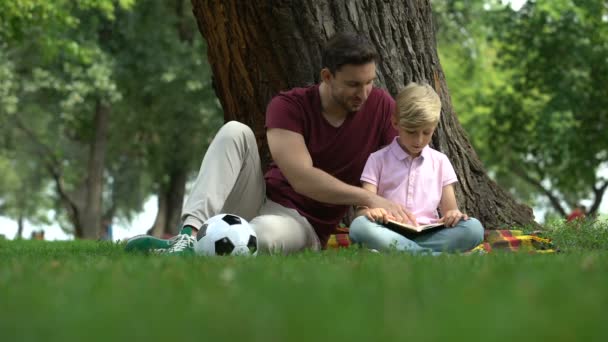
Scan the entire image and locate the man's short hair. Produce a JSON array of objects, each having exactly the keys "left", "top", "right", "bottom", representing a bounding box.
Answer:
[{"left": 321, "top": 32, "right": 378, "bottom": 74}]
